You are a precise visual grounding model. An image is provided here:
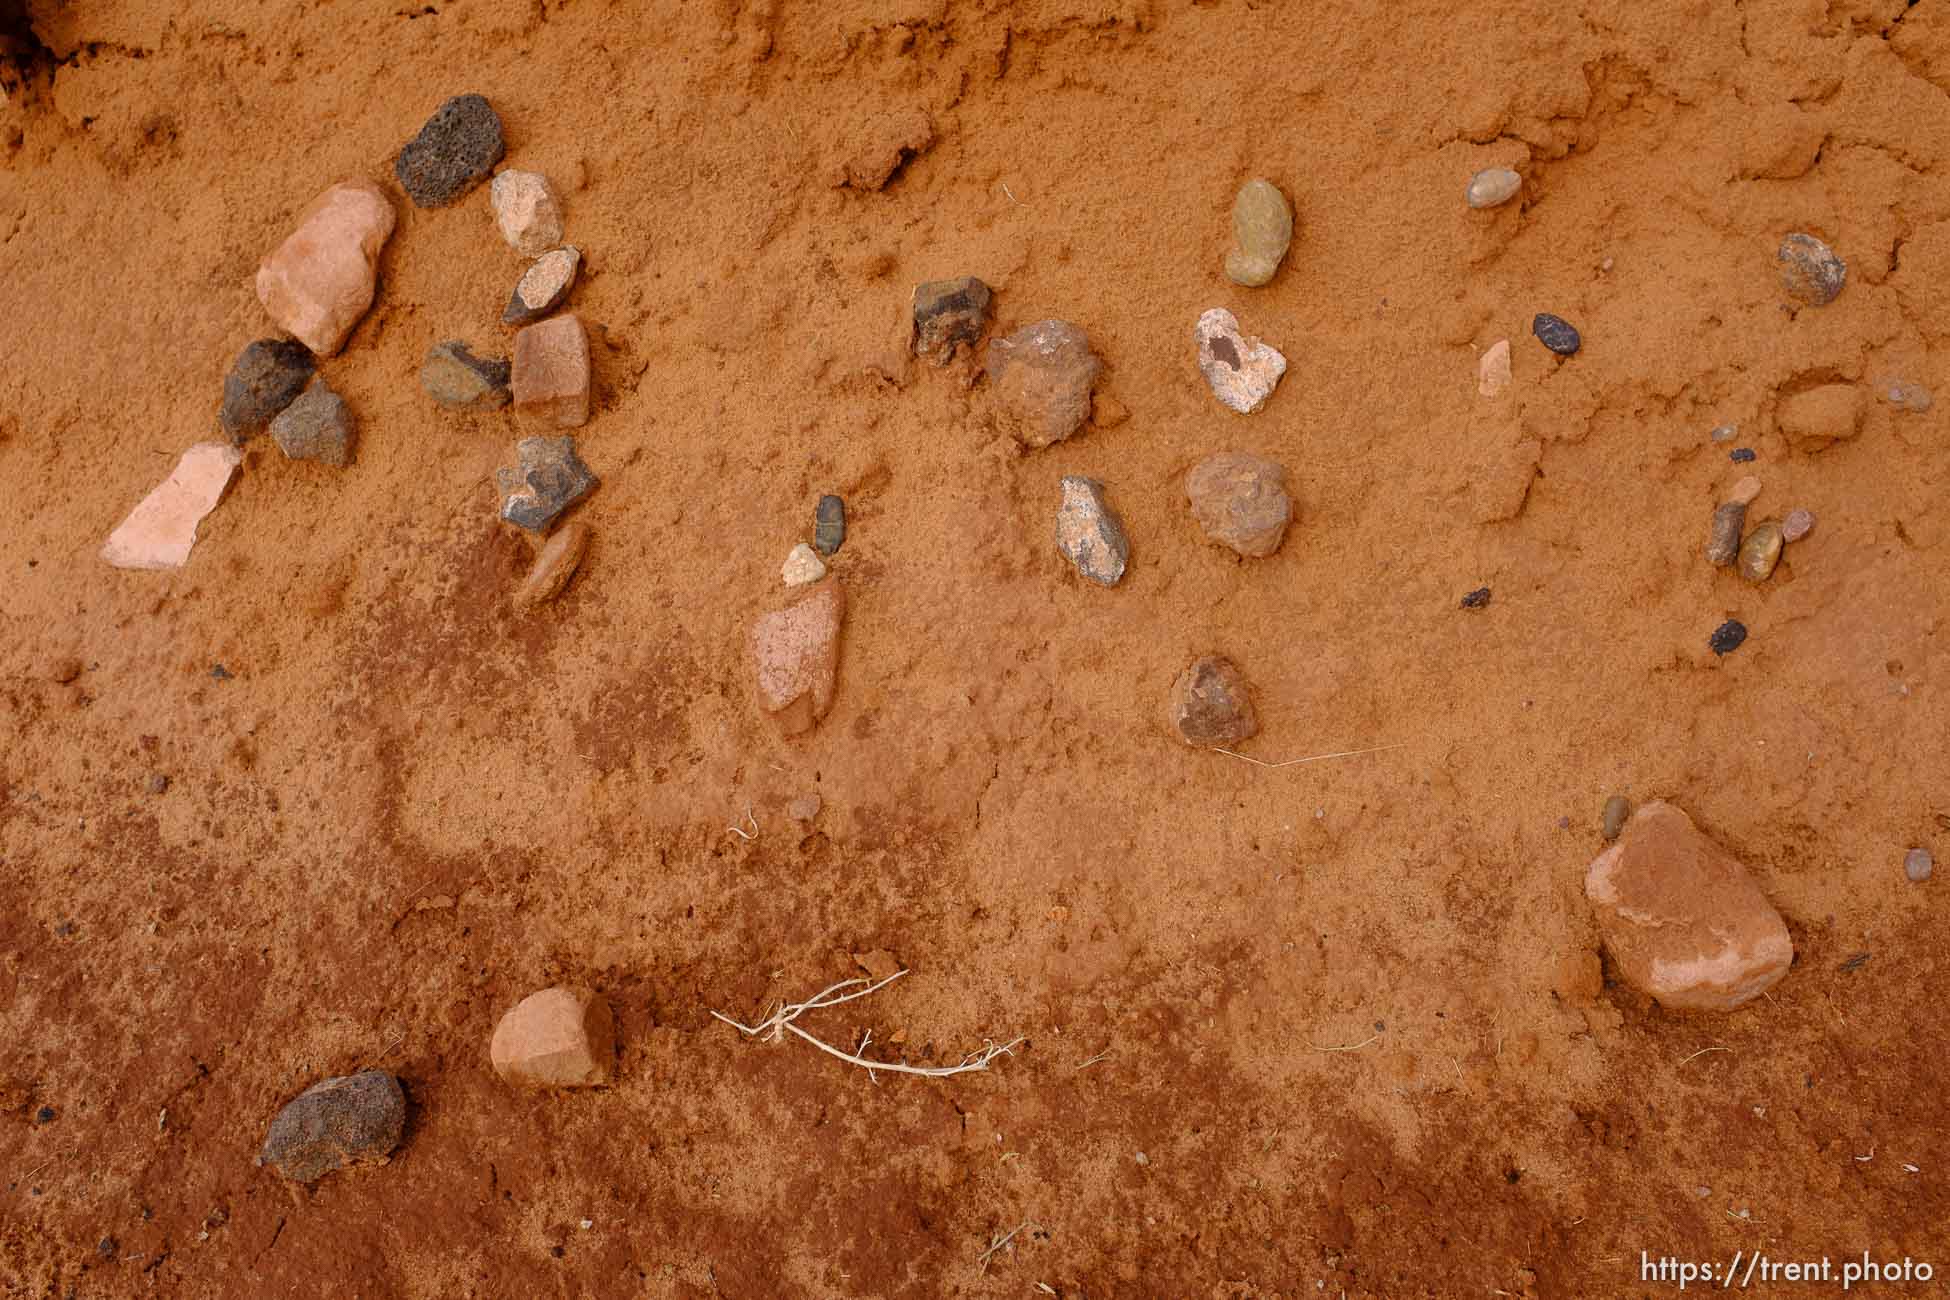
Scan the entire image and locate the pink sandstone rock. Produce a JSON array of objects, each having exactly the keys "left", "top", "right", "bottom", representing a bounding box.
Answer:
[
  {"left": 489, "top": 987, "right": 614, "bottom": 1089},
  {"left": 1478, "top": 339, "right": 1511, "bottom": 398},
  {"left": 511, "top": 314, "right": 592, "bottom": 429},
  {"left": 256, "top": 179, "right": 396, "bottom": 356},
  {"left": 1584, "top": 801, "right": 1794, "bottom": 1011},
  {"left": 101, "top": 443, "right": 243, "bottom": 571},
  {"left": 749, "top": 577, "right": 844, "bottom": 736}
]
